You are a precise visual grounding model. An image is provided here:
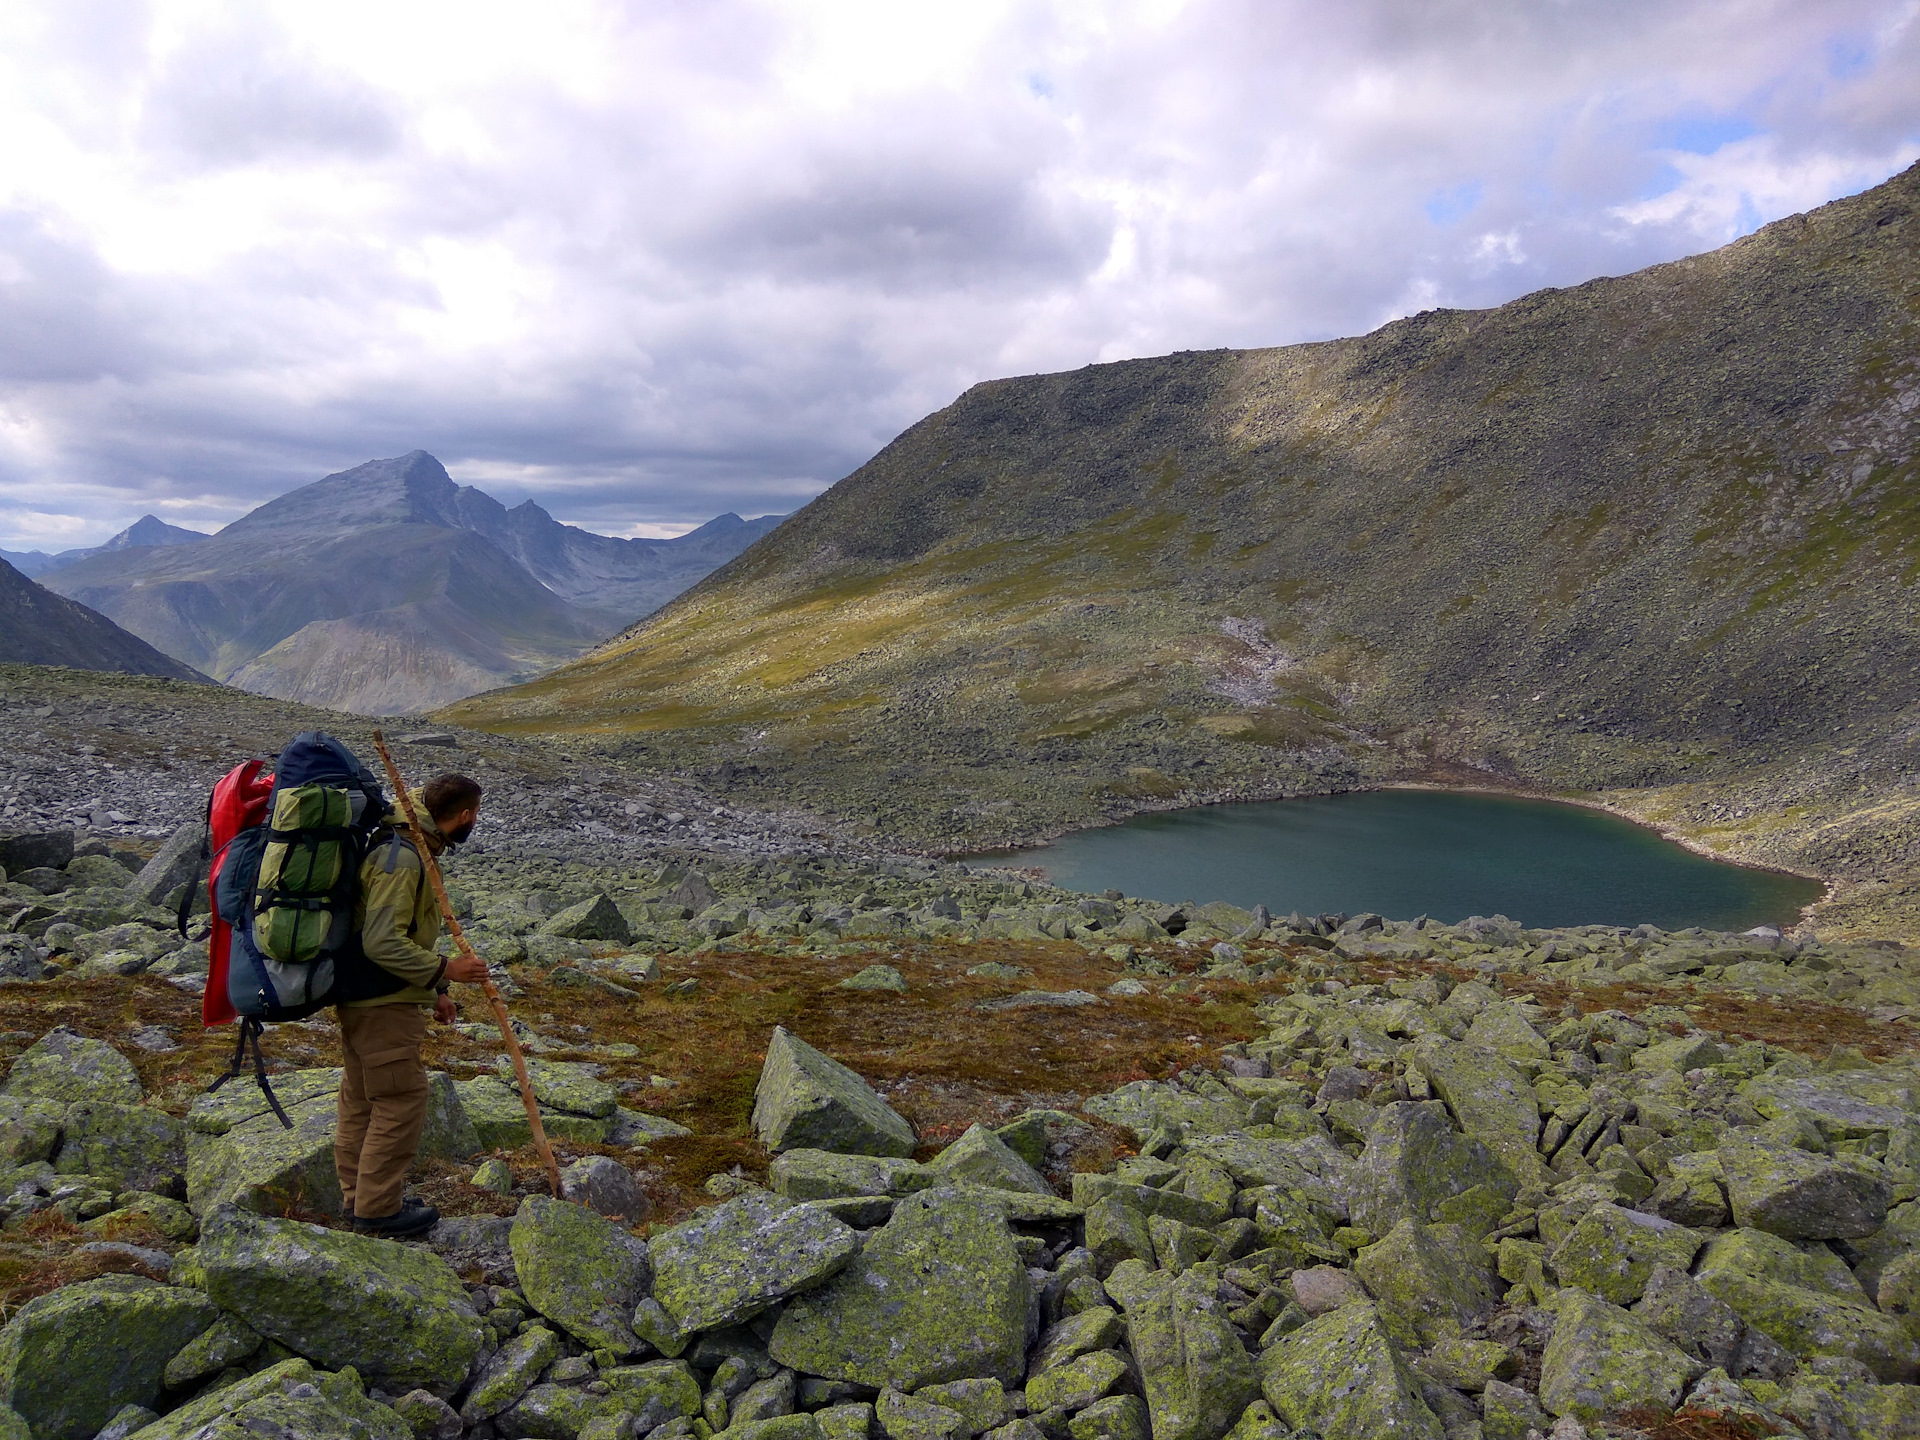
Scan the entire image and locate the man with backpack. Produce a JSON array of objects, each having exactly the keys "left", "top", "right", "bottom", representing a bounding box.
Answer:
[{"left": 336, "top": 772, "right": 489, "bottom": 1237}]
